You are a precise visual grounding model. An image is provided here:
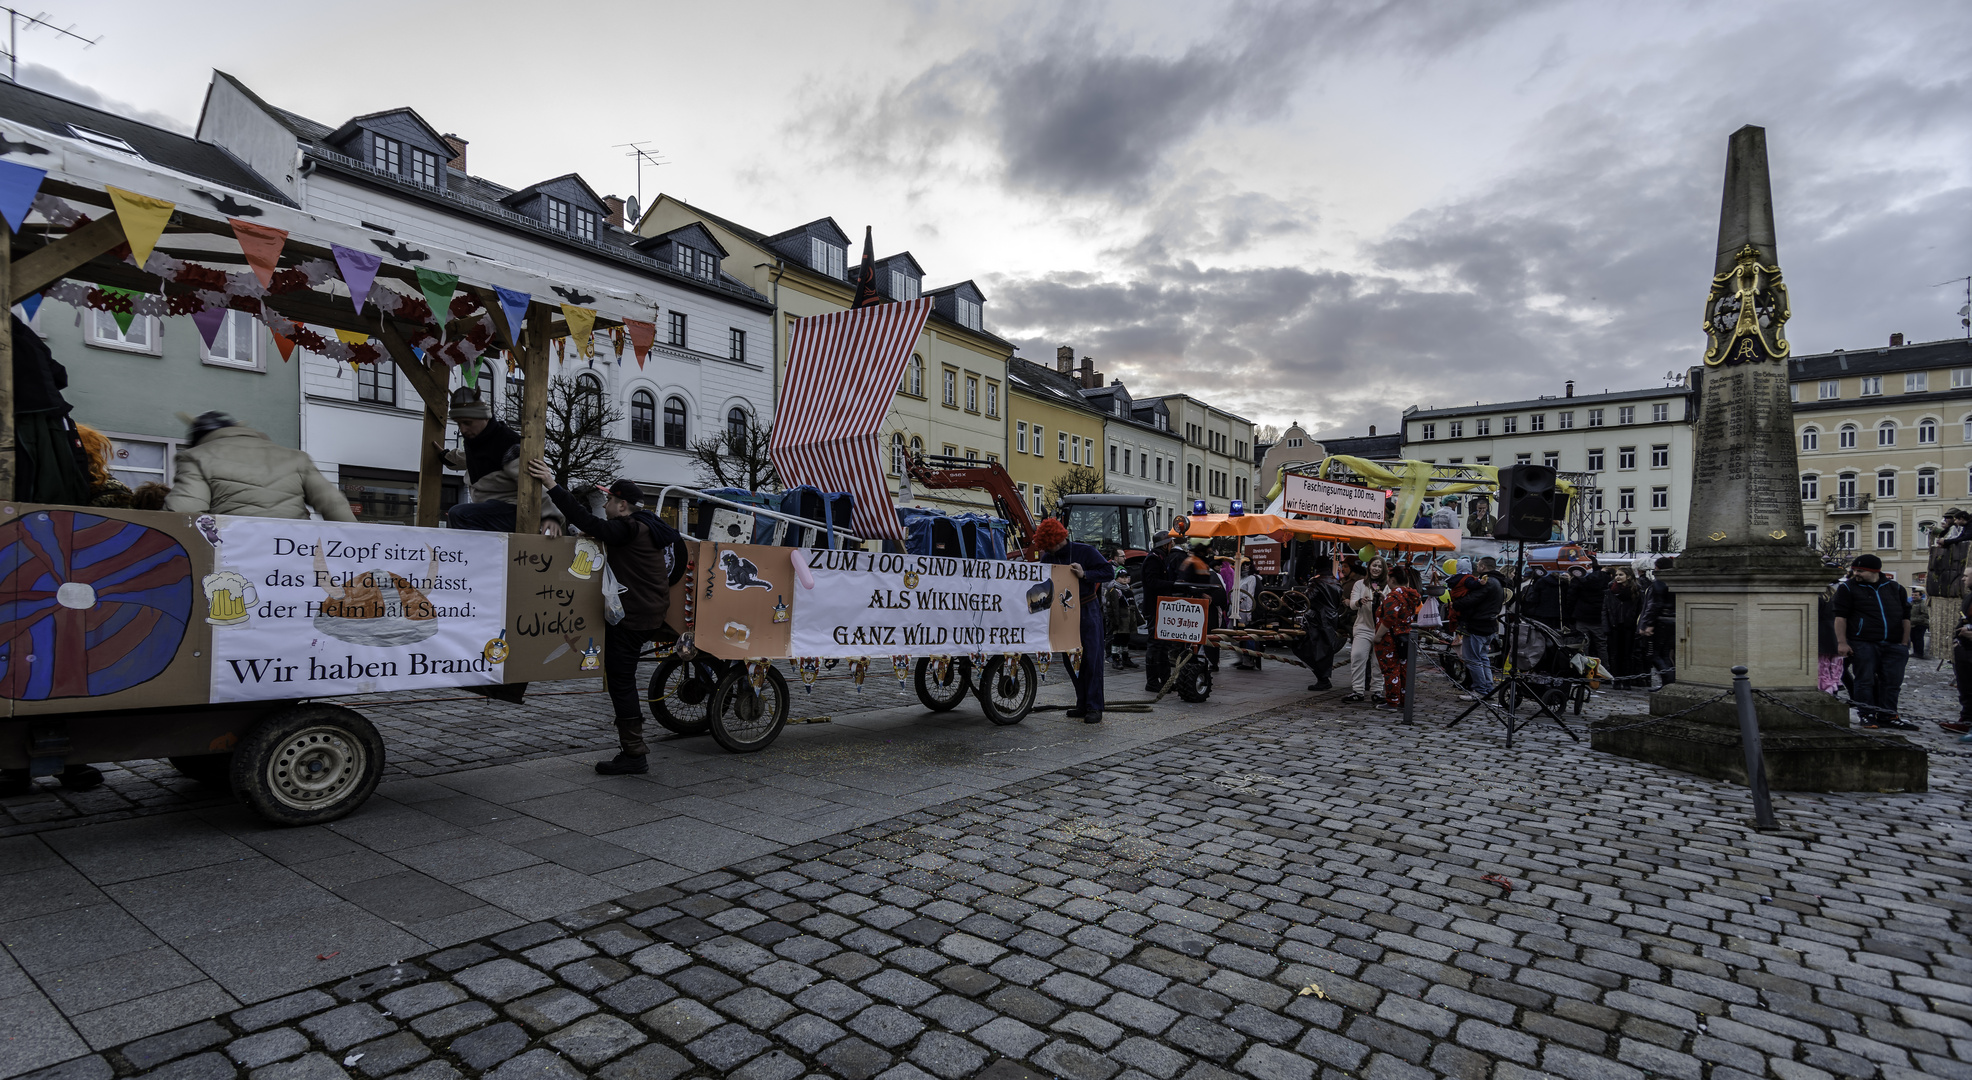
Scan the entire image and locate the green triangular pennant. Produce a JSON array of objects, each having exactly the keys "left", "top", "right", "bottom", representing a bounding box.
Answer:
[
  {"left": 414, "top": 268, "right": 458, "bottom": 331},
  {"left": 100, "top": 286, "right": 144, "bottom": 336},
  {"left": 460, "top": 356, "right": 489, "bottom": 390}
]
